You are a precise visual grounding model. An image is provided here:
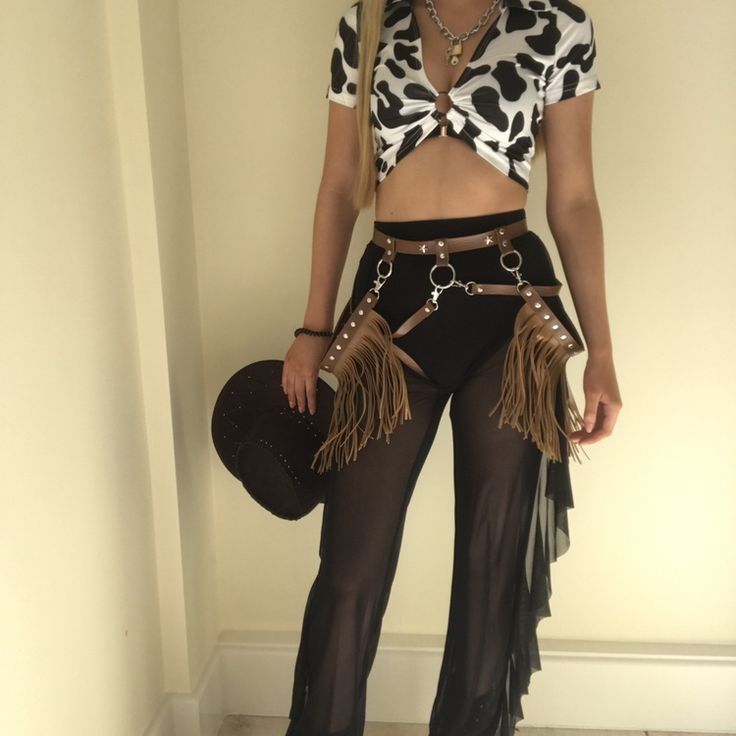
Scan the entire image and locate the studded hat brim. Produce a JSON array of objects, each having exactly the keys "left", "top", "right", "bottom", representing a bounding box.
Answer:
[{"left": 210, "top": 359, "right": 337, "bottom": 520}]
